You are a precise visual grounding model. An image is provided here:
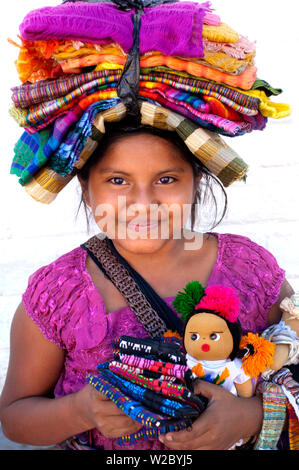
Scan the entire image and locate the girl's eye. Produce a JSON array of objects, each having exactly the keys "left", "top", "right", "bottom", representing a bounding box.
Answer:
[
  {"left": 210, "top": 333, "right": 221, "bottom": 341},
  {"left": 158, "top": 176, "right": 177, "bottom": 184},
  {"left": 109, "top": 177, "right": 126, "bottom": 185},
  {"left": 190, "top": 333, "right": 200, "bottom": 341}
]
